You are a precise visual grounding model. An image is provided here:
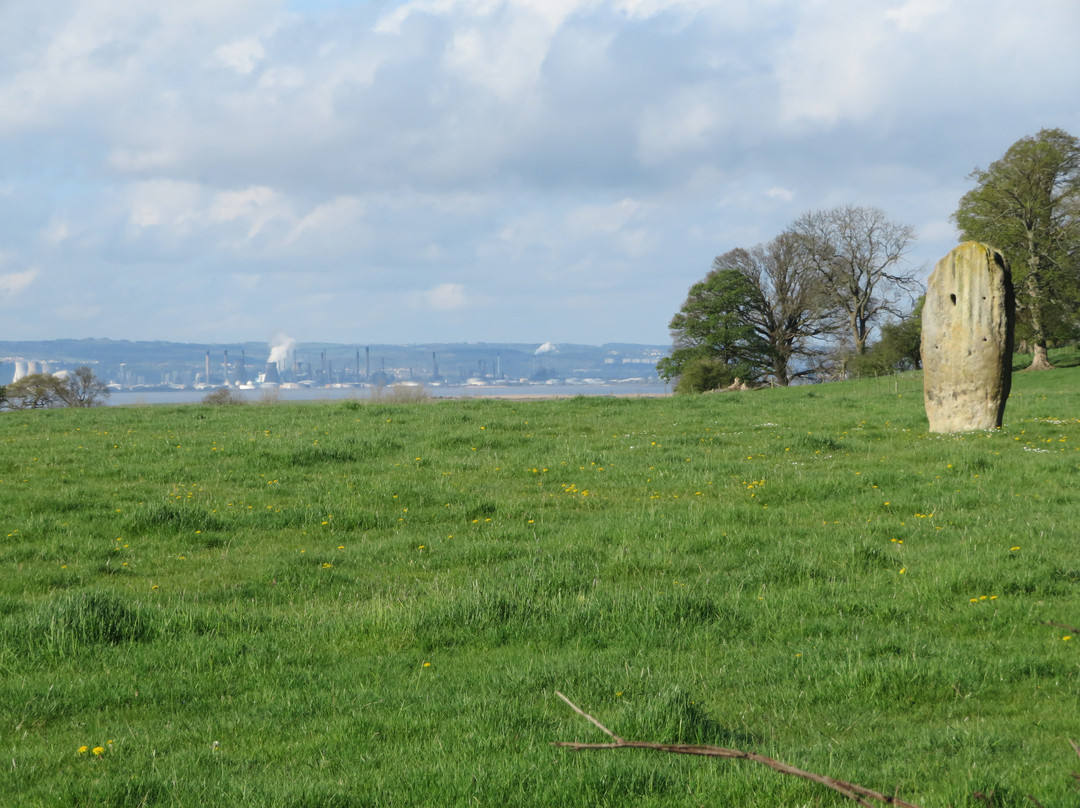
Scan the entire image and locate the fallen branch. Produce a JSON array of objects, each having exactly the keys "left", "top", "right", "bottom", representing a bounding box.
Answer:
[
  {"left": 1070, "top": 739, "right": 1080, "bottom": 786},
  {"left": 1041, "top": 619, "right": 1080, "bottom": 634},
  {"left": 552, "top": 691, "right": 923, "bottom": 808}
]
